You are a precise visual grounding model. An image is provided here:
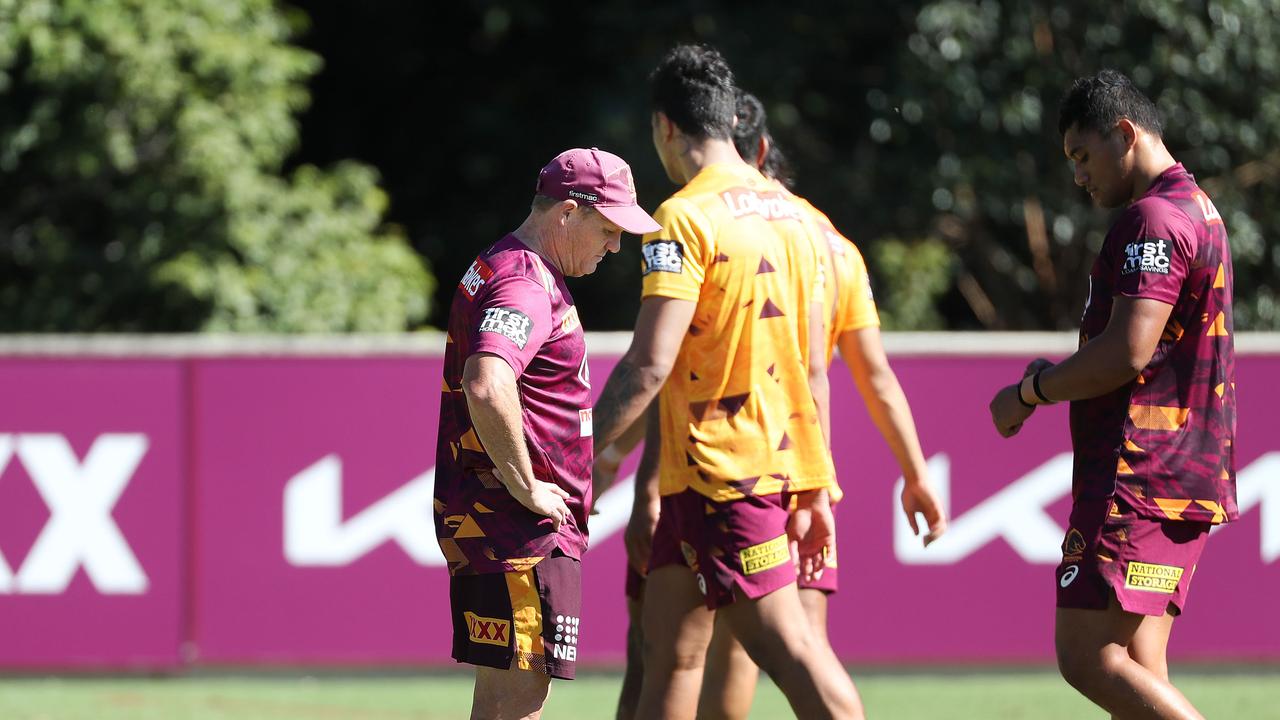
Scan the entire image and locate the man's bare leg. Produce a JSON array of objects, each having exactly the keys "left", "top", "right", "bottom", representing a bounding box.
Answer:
[
  {"left": 616, "top": 594, "right": 646, "bottom": 720},
  {"left": 698, "top": 612, "right": 760, "bottom": 720},
  {"left": 699, "top": 586, "right": 832, "bottom": 720},
  {"left": 1056, "top": 595, "right": 1203, "bottom": 720},
  {"left": 634, "top": 565, "right": 716, "bottom": 720},
  {"left": 471, "top": 663, "right": 551, "bottom": 720},
  {"left": 719, "top": 583, "right": 863, "bottom": 720}
]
